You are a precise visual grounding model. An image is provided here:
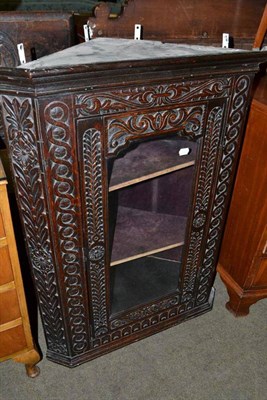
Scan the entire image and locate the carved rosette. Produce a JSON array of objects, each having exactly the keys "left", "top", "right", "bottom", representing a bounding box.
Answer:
[
  {"left": 181, "top": 106, "right": 224, "bottom": 302},
  {"left": 44, "top": 101, "right": 89, "bottom": 354},
  {"left": 107, "top": 105, "right": 206, "bottom": 155},
  {"left": 2, "top": 96, "right": 68, "bottom": 355},
  {"left": 75, "top": 78, "right": 232, "bottom": 117},
  {"left": 196, "top": 75, "right": 252, "bottom": 305},
  {"left": 82, "top": 128, "right": 109, "bottom": 337}
]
